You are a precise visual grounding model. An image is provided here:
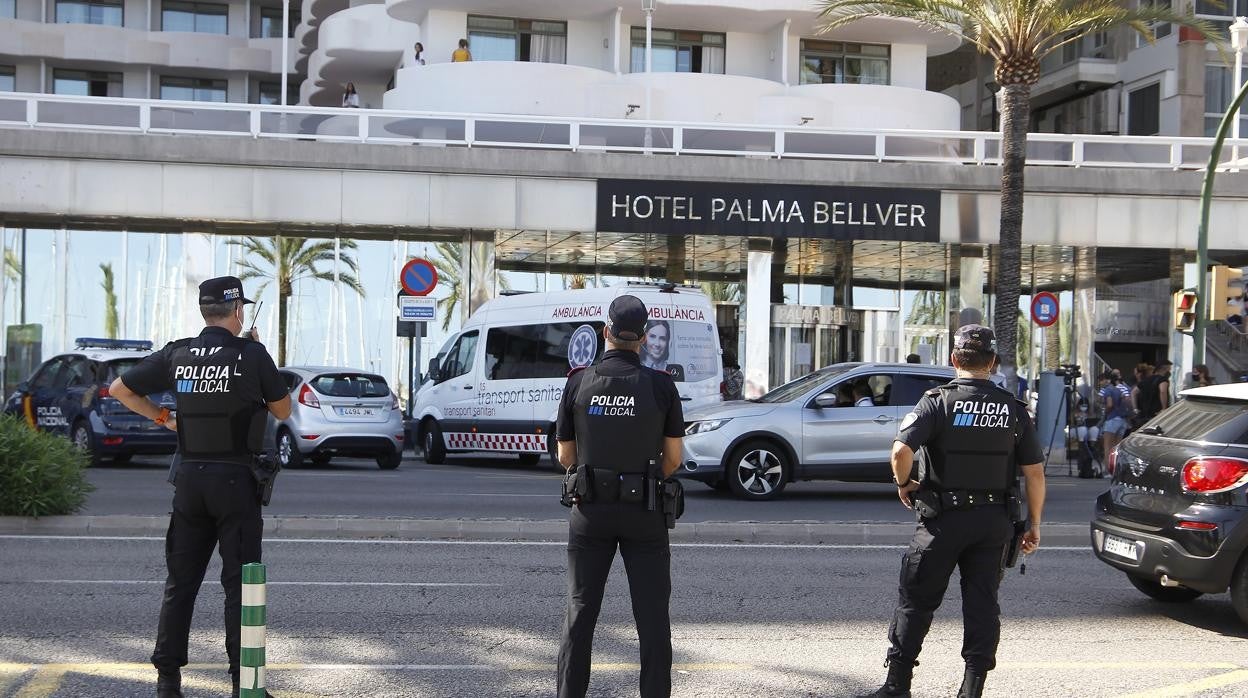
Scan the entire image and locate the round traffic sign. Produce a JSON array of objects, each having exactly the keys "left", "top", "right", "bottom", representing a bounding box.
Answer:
[
  {"left": 400, "top": 258, "right": 438, "bottom": 297},
  {"left": 1031, "top": 292, "right": 1060, "bottom": 327}
]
